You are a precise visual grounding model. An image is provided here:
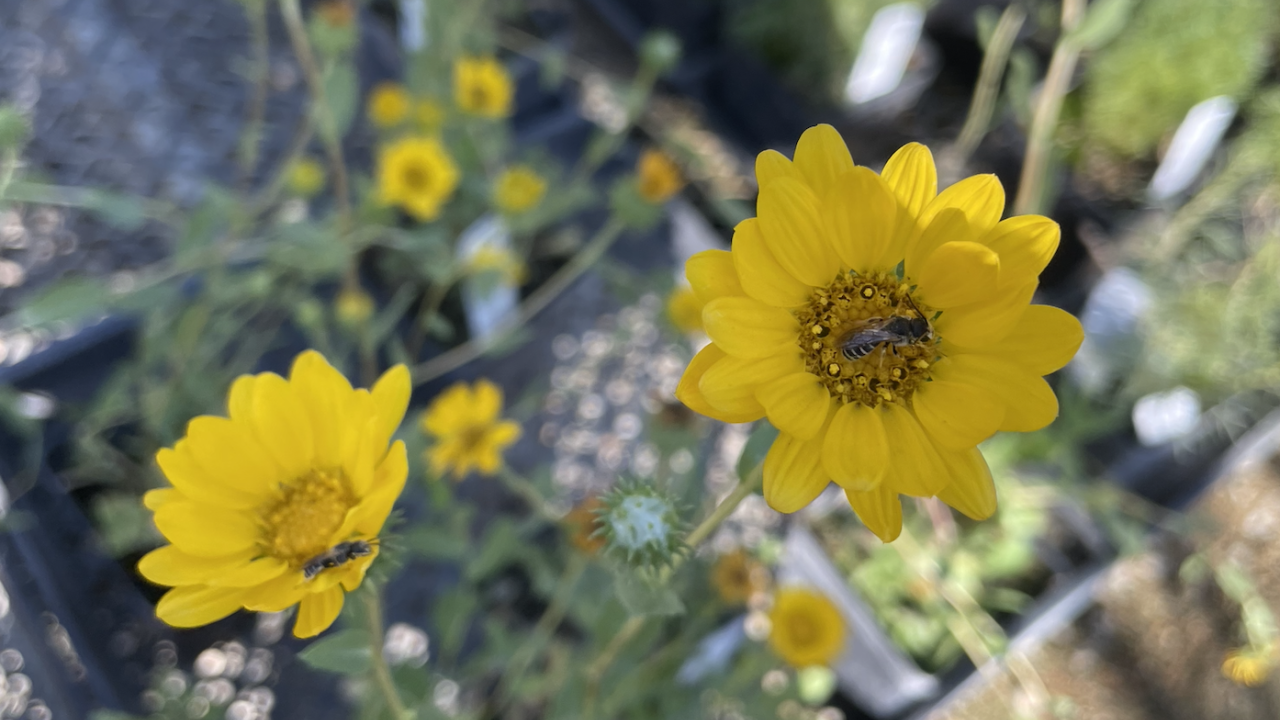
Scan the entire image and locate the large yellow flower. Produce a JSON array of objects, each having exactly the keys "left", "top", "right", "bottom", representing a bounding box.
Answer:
[
  {"left": 675, "top": 125, "right": 1083, "bottom": 542},
  {"left": 454, "top": 56, "right": 513, "bottom": 118},
  {"left": 421, "top": 379, "right": 522, "bottom": 479},
  {"left": 137, "top": 351, "right": 410, "bottom": 638},
  {"left": 768, "top": 587, "right": 845, "bottom": 667},
  {"left": 377, "top": 136, "right": 459, "bottom": 221}
]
